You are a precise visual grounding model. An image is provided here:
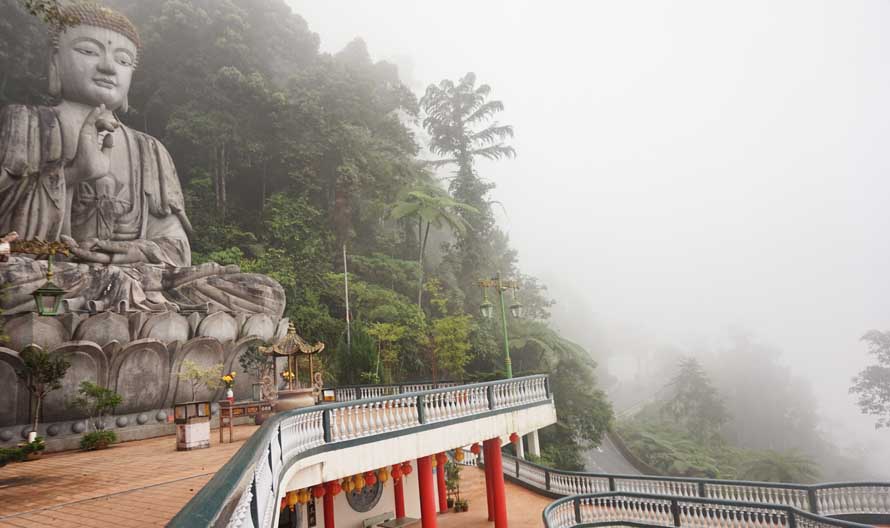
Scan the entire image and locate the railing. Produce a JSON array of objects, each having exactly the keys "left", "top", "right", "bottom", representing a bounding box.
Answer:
[
  {"left": 331, "top": 381, "right": 459, "bottom": 402},
  {"left": 170, "top": 375, "right": 551, "bottom": 528},
  {"left": 543, "top": 492, "right": 875, "bottom": 528},
  {"left": 483, "top": 453, "right": 890, "bottom": 527}
]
